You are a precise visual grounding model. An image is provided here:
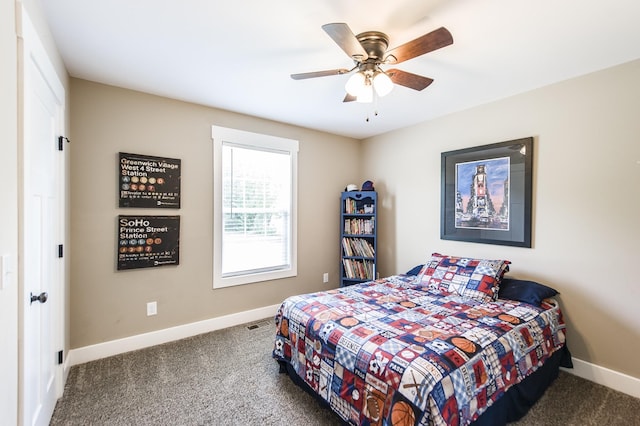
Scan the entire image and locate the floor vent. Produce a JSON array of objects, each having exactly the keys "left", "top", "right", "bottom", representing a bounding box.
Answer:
[{"left": 246, "top": 319, "right": 272, "bottom": 330}]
